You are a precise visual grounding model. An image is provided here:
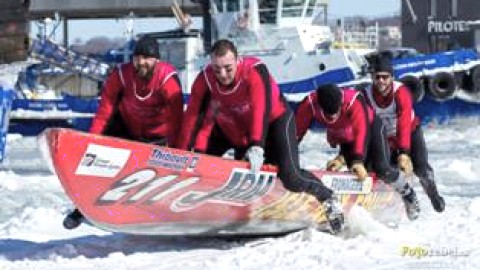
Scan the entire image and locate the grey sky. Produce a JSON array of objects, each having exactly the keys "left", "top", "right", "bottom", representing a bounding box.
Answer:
[{"left": 329, "top": 0, "right": 401, "bottom": 18}]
